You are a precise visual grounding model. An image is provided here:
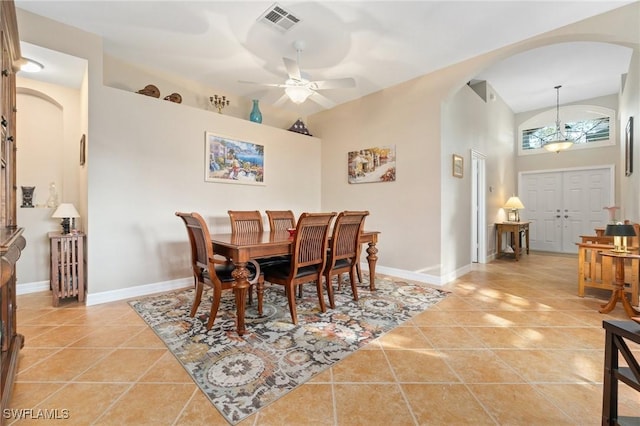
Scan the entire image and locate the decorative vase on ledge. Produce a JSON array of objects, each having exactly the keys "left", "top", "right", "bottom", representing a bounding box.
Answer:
[{"left": 249, "top": 99, "right": 262, "bottom": 123}]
